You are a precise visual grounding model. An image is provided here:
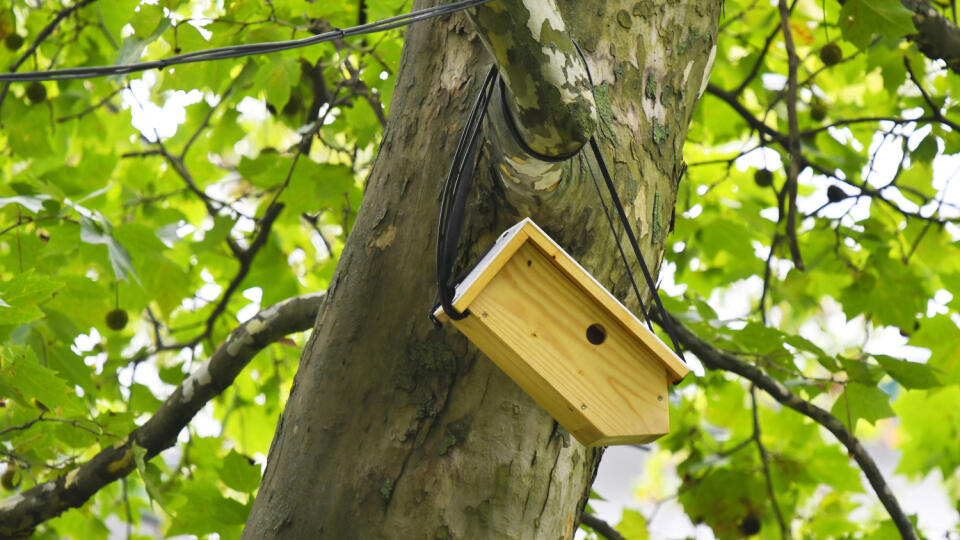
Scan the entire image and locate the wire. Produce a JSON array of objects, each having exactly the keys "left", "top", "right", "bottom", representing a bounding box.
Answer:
[
  {"left": 588, "top": 137, "right": 686, "bottom": 361},
  {"left": 0, "top": 0, "right": 492, "bottom": 82},
  {"left": 434, "top": 65, "right": 498, "bottom": 322},
  {"left": 581, "top": 151, "right": 654, "bottom": 334}
]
